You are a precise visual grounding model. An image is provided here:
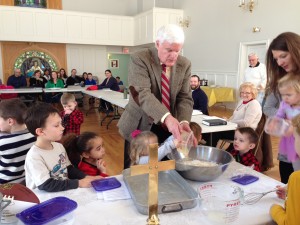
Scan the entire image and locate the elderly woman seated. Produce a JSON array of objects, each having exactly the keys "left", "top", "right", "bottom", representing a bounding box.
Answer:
[{"left": 212, "top": 82, "right": 262, "bottom": 146}]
